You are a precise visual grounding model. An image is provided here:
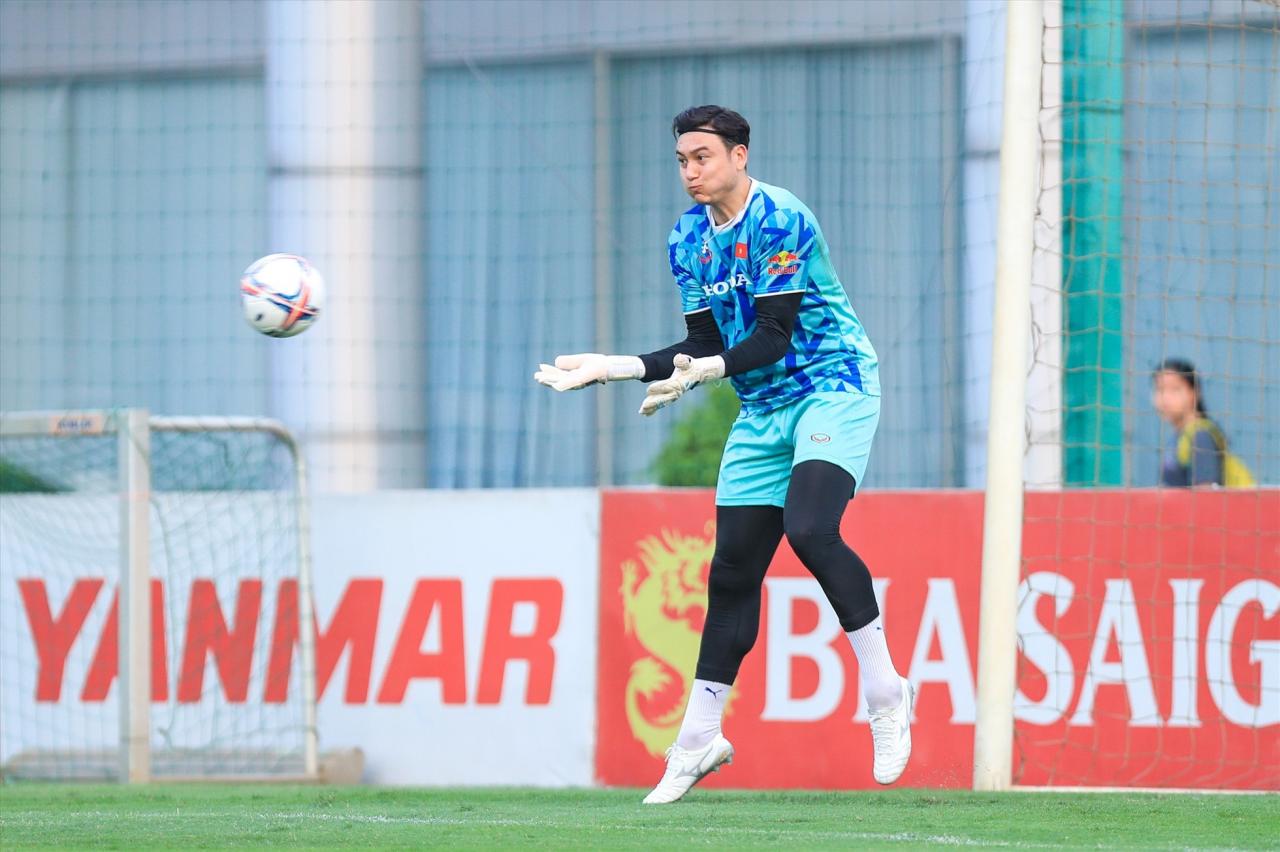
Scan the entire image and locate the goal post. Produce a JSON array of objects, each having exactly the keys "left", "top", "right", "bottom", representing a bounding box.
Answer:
[
  {"left": 973, "top": 0, "right": 1044, "bottom": 793},
  {"left": 120, "top": 408, "right": 151, "bottom": 783},
  {"left": 0, "top": 409, "right": 318, "bottom": 783},
  {"left": 976, "top": 0, "right": 1279, "bottom": 792}
]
